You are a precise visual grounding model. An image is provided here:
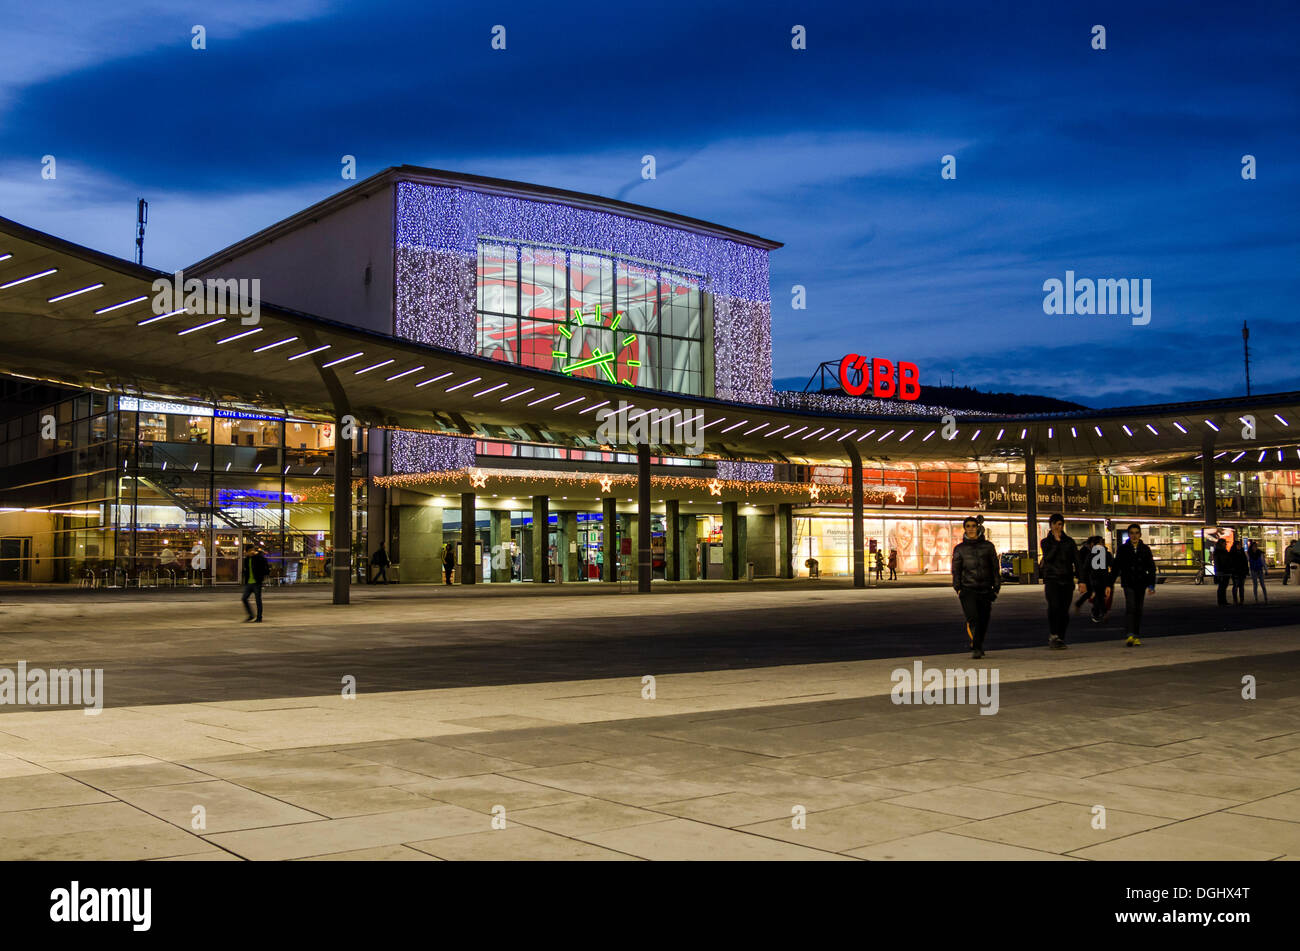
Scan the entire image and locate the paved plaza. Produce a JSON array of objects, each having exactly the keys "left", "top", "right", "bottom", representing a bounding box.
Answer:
[{"left": 0, "top": 581, "right": 1297, "bottom": 860}]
